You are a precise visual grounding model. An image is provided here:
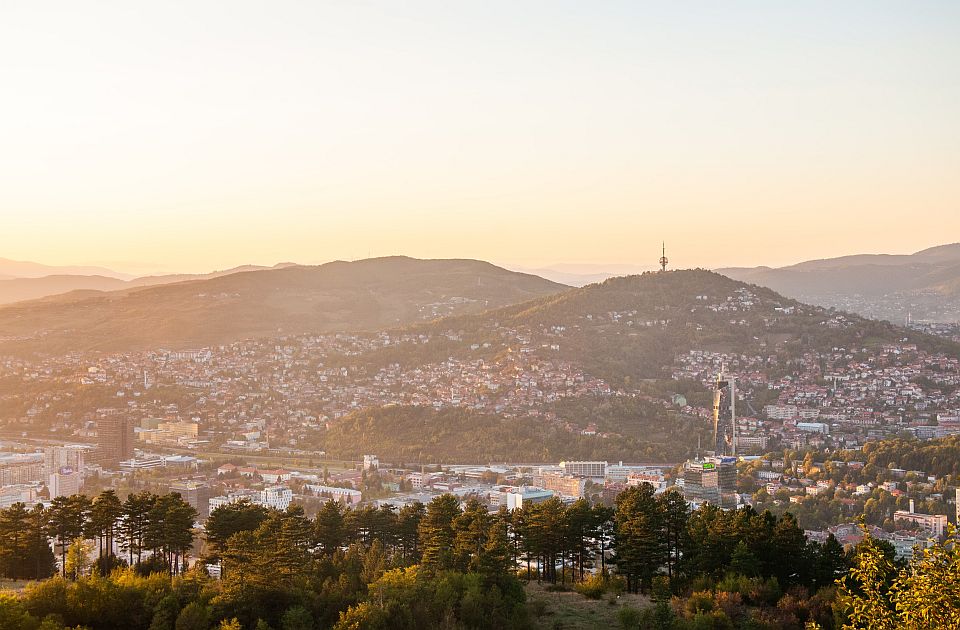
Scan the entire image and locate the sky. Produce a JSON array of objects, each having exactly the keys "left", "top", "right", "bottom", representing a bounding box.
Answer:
[{"left": 2, "top": 1, "right": 959, "bottom": 274}]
